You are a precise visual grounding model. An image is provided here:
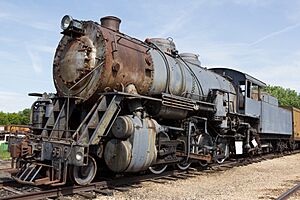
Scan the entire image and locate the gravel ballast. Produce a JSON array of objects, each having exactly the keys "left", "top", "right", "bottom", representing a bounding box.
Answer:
[{"left": 96, "top": 153, "right": 300, "bottom": 200}]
